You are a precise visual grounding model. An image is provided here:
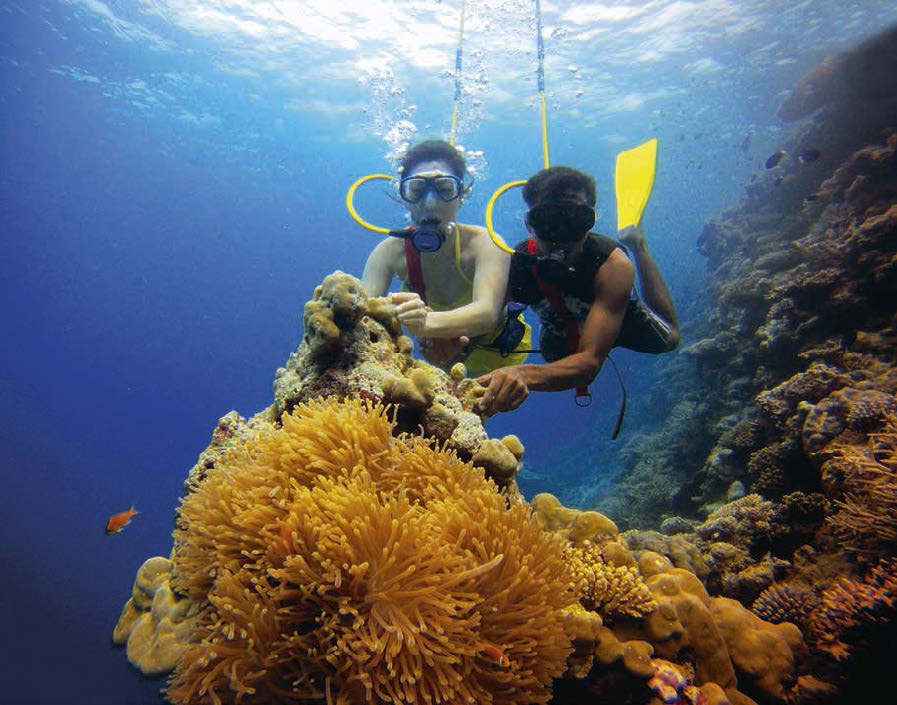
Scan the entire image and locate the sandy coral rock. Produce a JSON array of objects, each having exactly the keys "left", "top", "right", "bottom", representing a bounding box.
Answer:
[
  {"left": 274, "top": 273, "right": 412, "bottom": 412},
  {"left": 710, "top": 597, "right": 805, "bottom": 701},
  {"left": 594, "top": 630, "right": 655, "bottom": 677},
  {"left": 471, "top": 437, "right": 519, "bottom": 484},
  {"left": 501, "top": 434, "right": 525, "bottom": 460},
  {"left": 185, "top": 410, "right": 272, "bottom": 490},
  {"left": 383, "top": 365, "right": 438, "bottom": 408},
  {"left": 113, "top": 557, "right": 199, "bottom": 676},
  {"left": 562, "top": 603, "right": 605, "bottom": 679},
  {"left": 272, "top": 272, "right": 489, "bottom": 459}
]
